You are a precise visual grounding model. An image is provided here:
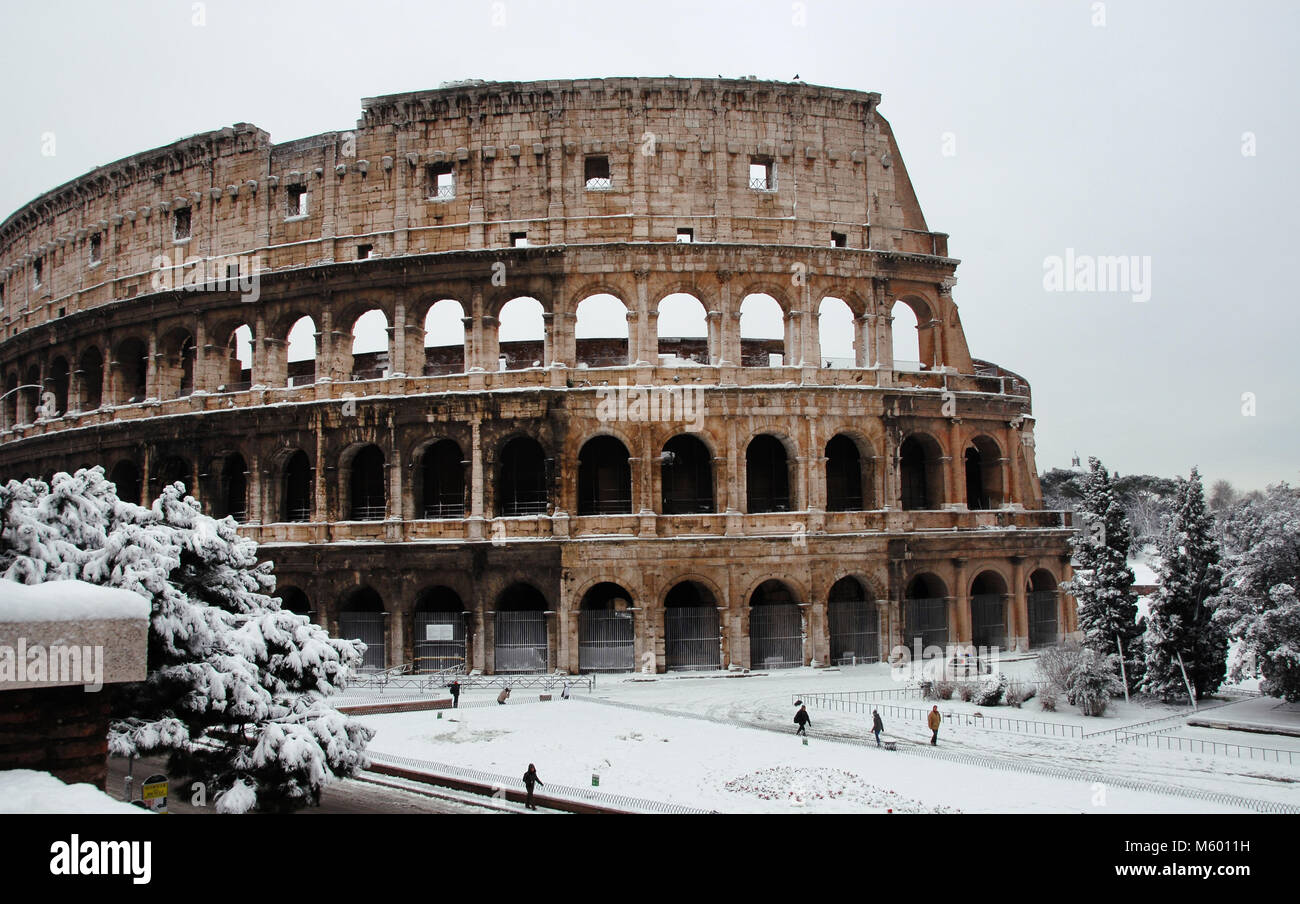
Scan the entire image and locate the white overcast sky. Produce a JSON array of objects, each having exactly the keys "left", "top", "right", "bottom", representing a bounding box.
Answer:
[{"left": 3, "top": 0, "right": 1296, "bottom": 491}]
